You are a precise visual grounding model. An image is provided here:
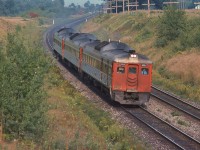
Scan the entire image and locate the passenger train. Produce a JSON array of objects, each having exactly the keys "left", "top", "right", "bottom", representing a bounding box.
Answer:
[{"left": 53, "top": 27, "right": 152, "bottom": 105}]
